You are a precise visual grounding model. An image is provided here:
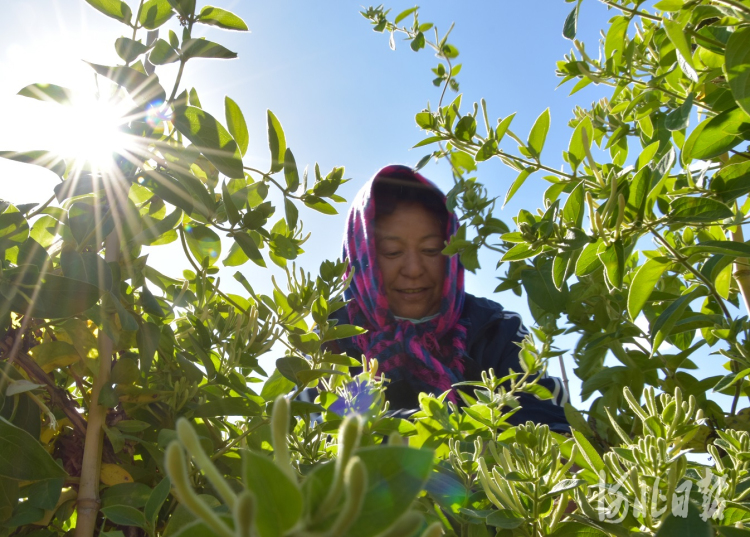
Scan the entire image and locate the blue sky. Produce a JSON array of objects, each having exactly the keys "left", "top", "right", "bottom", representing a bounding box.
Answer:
[{"left": 3, "top": 1, "right": 725, "bottom": 408}]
